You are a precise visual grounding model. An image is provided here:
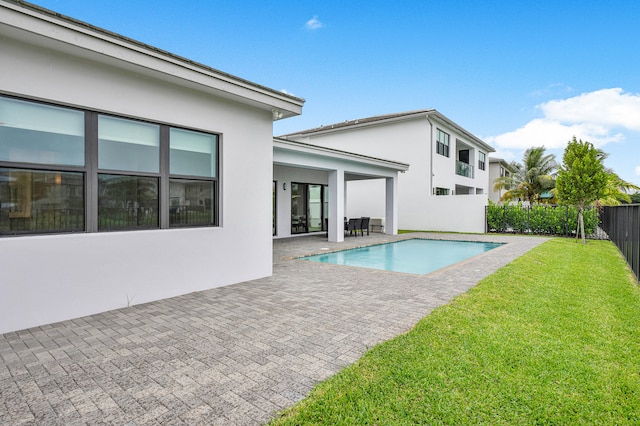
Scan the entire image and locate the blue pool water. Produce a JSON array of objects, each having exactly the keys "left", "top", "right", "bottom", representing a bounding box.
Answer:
[{"left": 301, "top": 239, "right": 504, "bottom": 275}]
